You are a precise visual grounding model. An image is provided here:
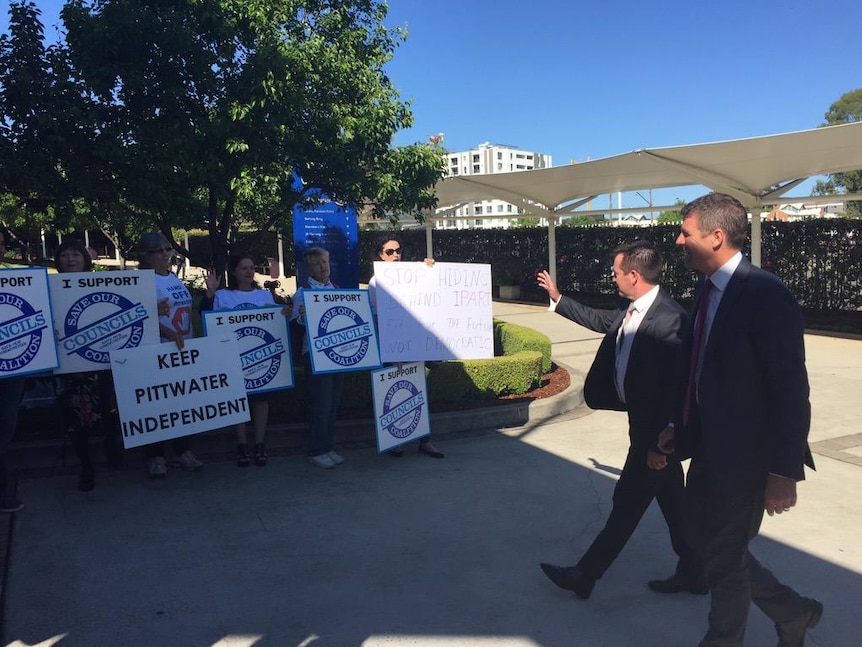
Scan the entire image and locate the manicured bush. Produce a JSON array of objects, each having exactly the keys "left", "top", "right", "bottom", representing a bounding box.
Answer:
[
  {"left": 426, "top": 350, "right": 544, "bottom": 402},
  {"left": 494, "top": 320, "right": 552, "bottom": 373}
]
